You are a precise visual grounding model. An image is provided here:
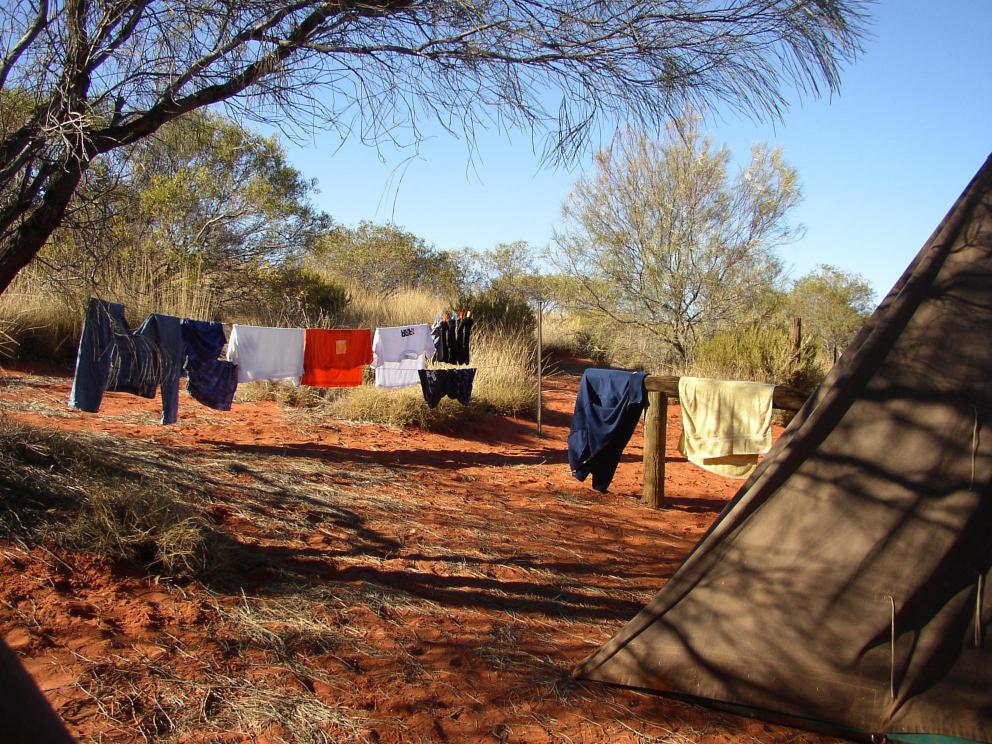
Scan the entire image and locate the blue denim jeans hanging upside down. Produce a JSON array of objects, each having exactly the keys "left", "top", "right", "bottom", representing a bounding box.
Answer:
[
  {"left": 135, "top": 313, "right": 185, "bottom": 425},
  {"left": 69, "top": 298, "right": 129, "bottom": 414}
]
